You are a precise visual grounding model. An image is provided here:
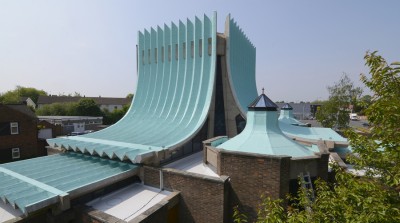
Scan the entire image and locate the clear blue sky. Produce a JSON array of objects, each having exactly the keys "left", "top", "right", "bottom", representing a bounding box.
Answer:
[{"left": 1, "top": 0, "right": 399, "bottom": 102}]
